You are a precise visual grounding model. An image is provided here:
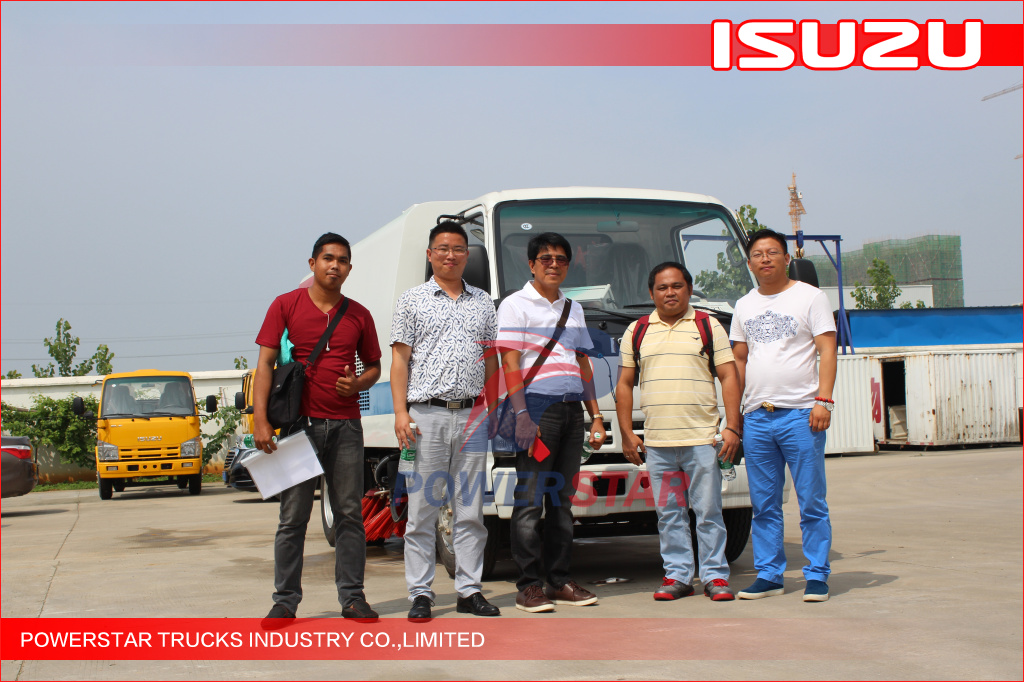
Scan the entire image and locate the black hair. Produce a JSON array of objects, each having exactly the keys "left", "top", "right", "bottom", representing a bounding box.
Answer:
[
  {"left": 312, "top": 232, "right": 351, "bottom": 260},
  {"left": 429, "top": 221, "right": 469, "bottom": 247},
  {"left": 746, "top": 228, "right": 789, "bottom": 256},
  {"left": 648, "top": 262, "right": 693, "bottom": 291},
  {"left": 527, "top": 232, "right": 572, "bottom": 263}
]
